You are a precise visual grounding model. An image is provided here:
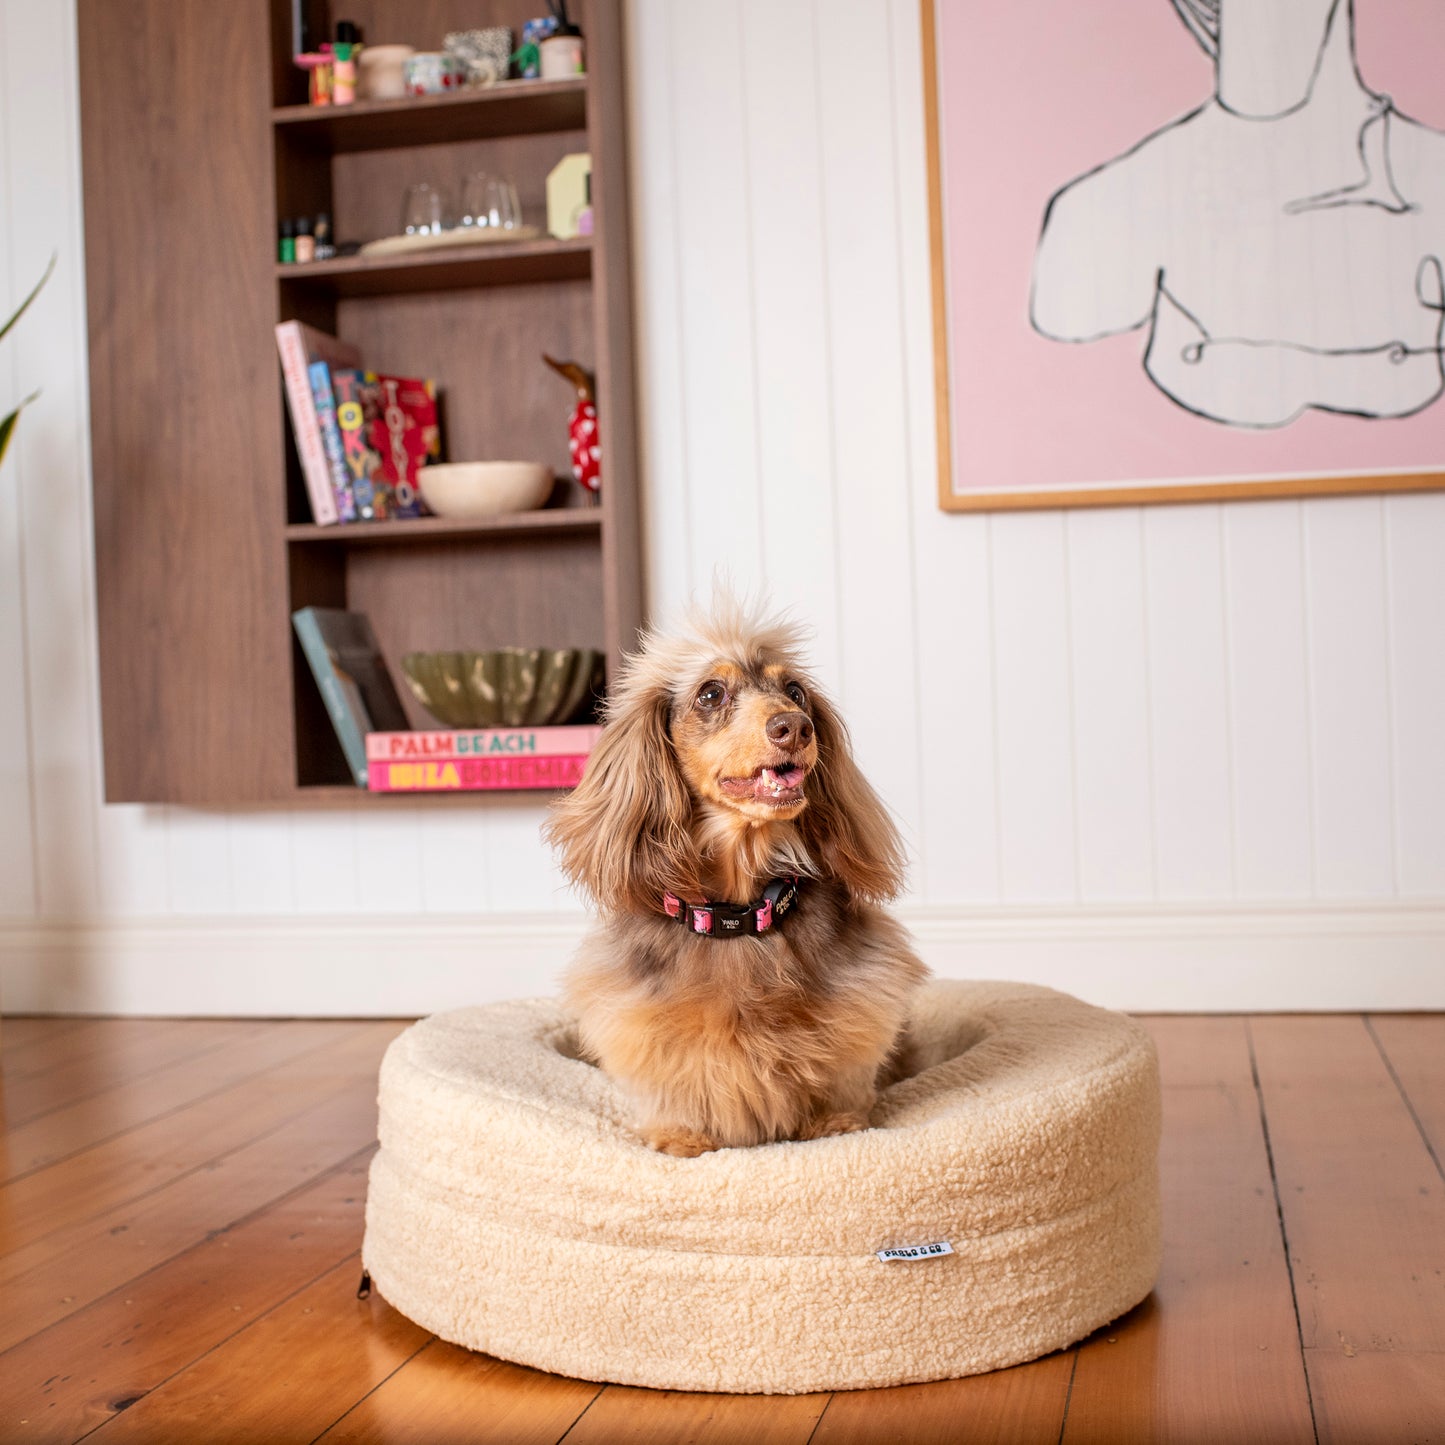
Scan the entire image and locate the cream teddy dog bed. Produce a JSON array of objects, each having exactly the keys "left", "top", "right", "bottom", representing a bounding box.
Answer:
[{"left": 362, "top": 979, "right": 1161, "bottom": 1395}]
